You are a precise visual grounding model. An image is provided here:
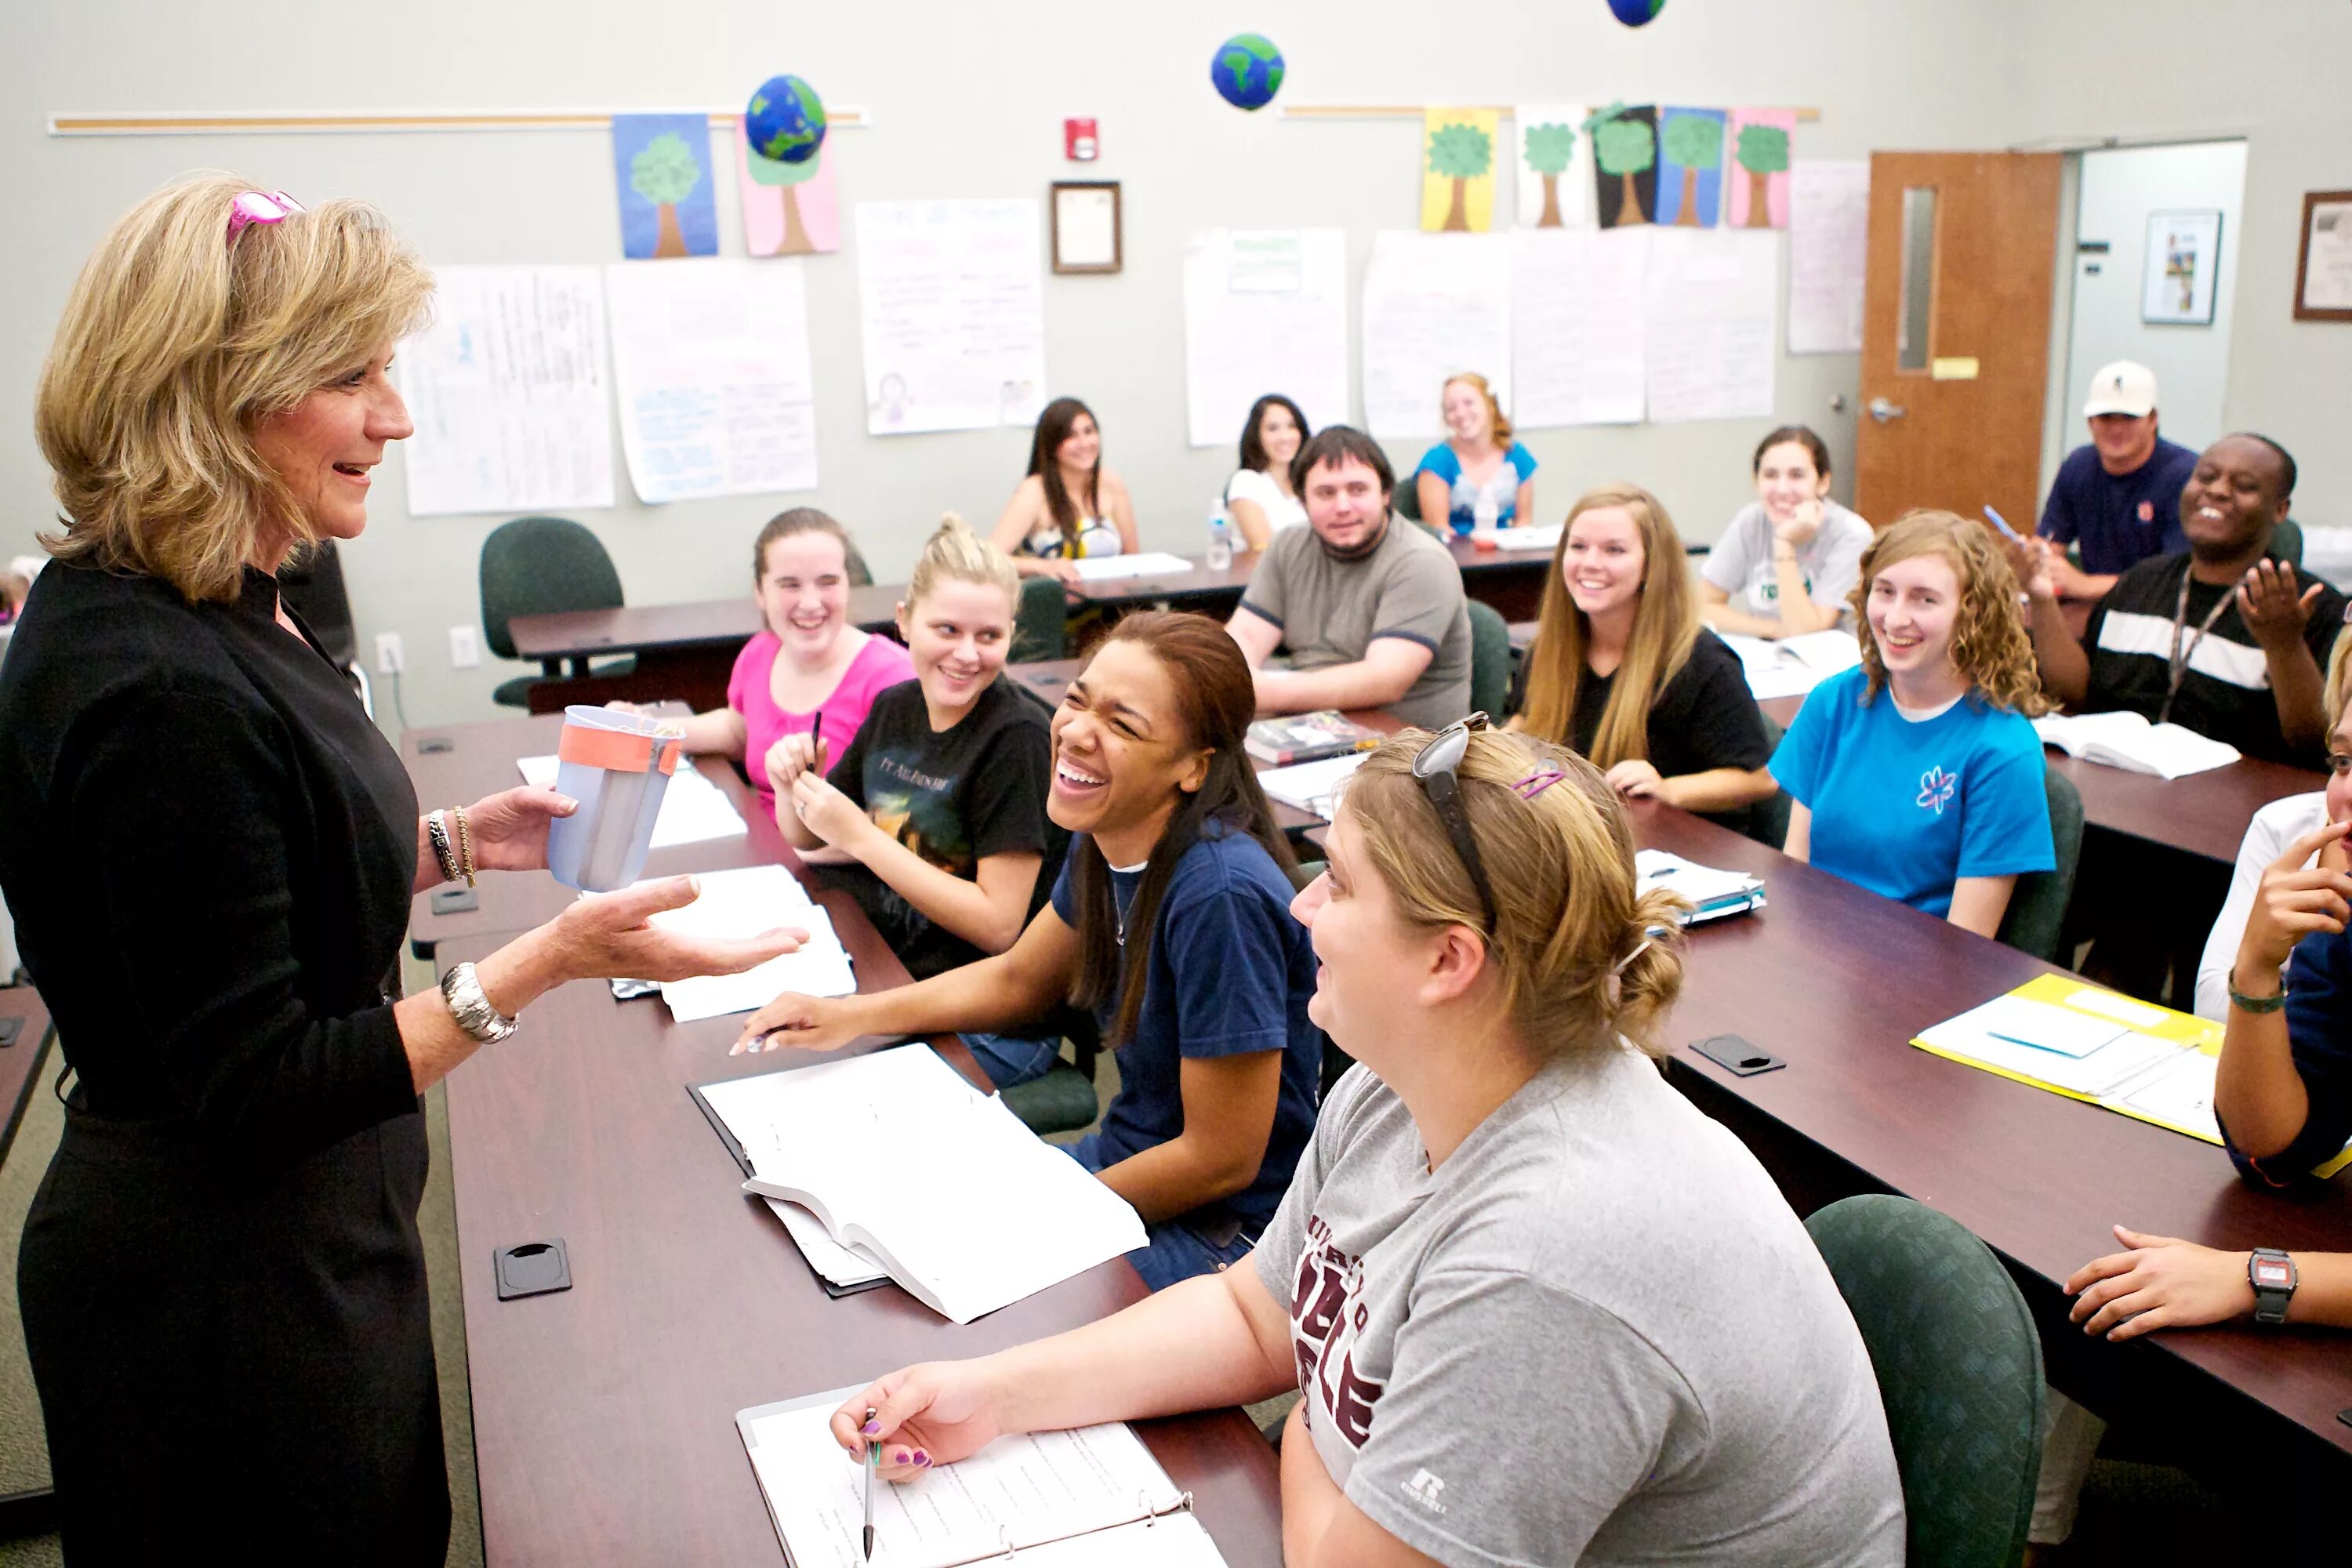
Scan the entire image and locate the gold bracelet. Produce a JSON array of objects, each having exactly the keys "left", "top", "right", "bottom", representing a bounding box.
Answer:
[{"left": 454, "top": 806, "right": 477, "bottom": 887}]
